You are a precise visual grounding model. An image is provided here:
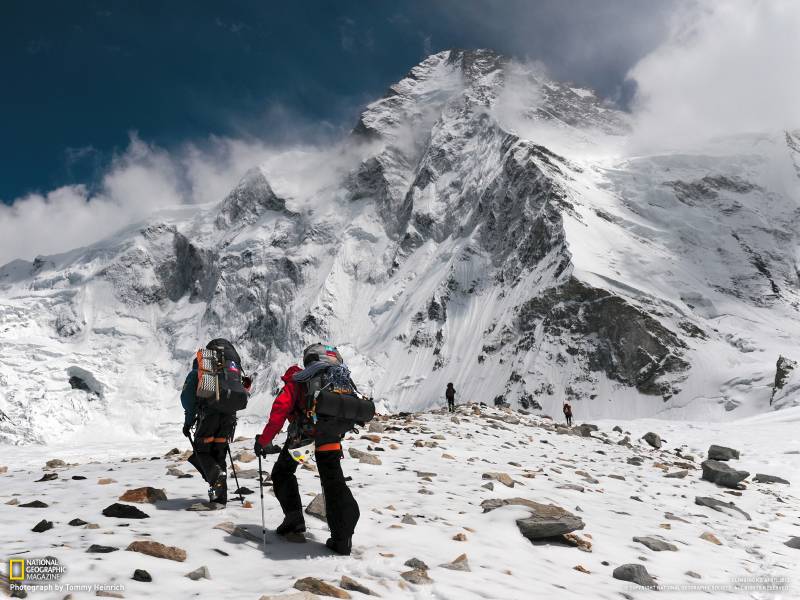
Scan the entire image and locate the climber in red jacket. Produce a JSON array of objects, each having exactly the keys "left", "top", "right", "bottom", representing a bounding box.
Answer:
[{"left": 253, "top": 344, "right": 360, "bottom": 555}]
